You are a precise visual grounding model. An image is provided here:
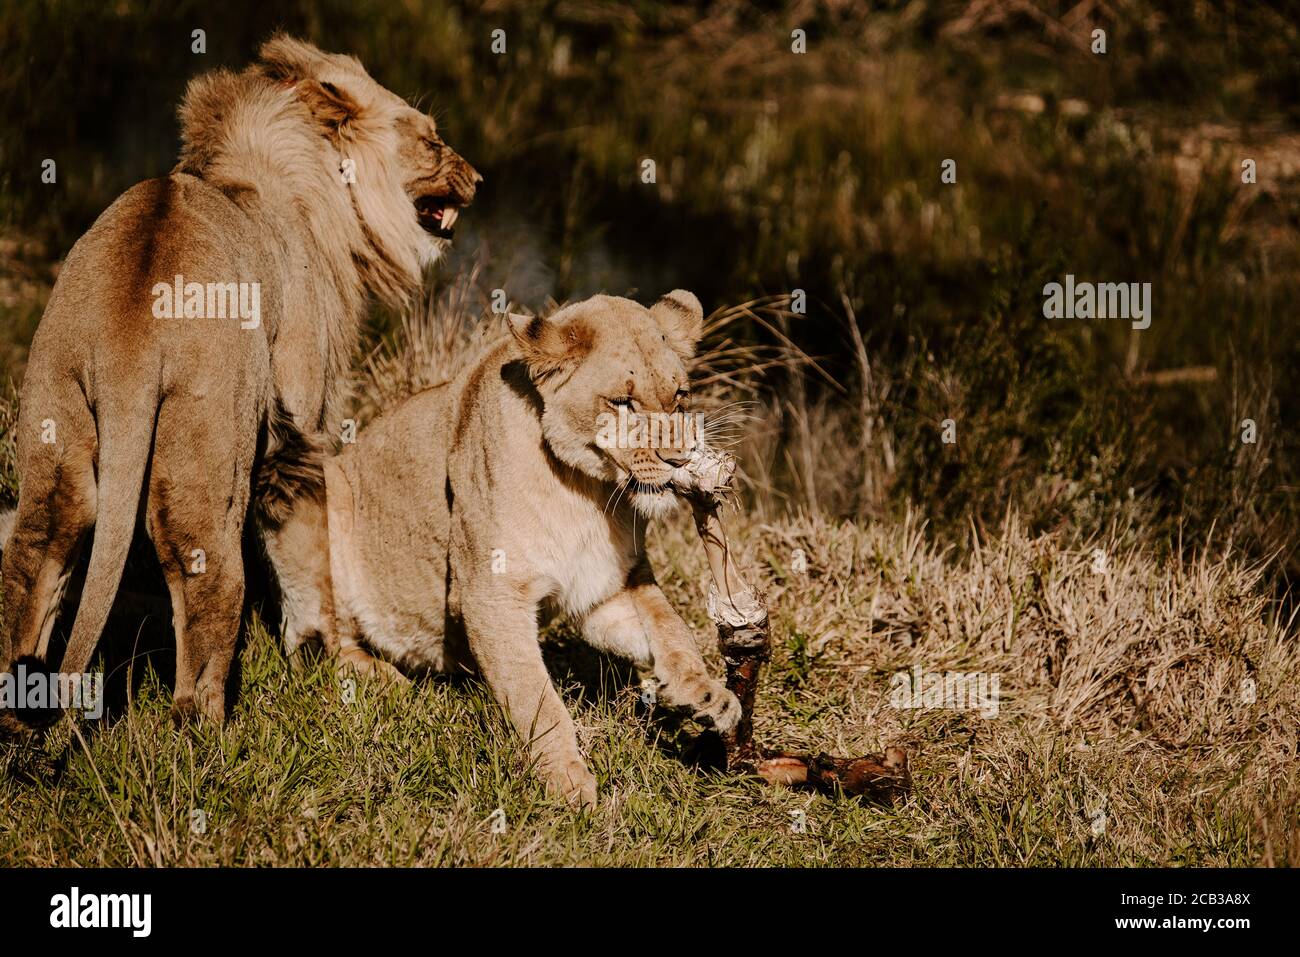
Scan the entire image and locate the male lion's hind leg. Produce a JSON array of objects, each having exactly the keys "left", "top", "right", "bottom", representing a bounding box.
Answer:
[
  {"left": 145, "top": 397, "right": 254, "bottom": 726},
  {"left": 147, "top": 507, "right": 245, "bottom": 727},
  {"left": 0, "top": 403, "right": 97, "bottom": 730},
  {"left": 580, "top": 584, "right": 740, "bottom": 734}
]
